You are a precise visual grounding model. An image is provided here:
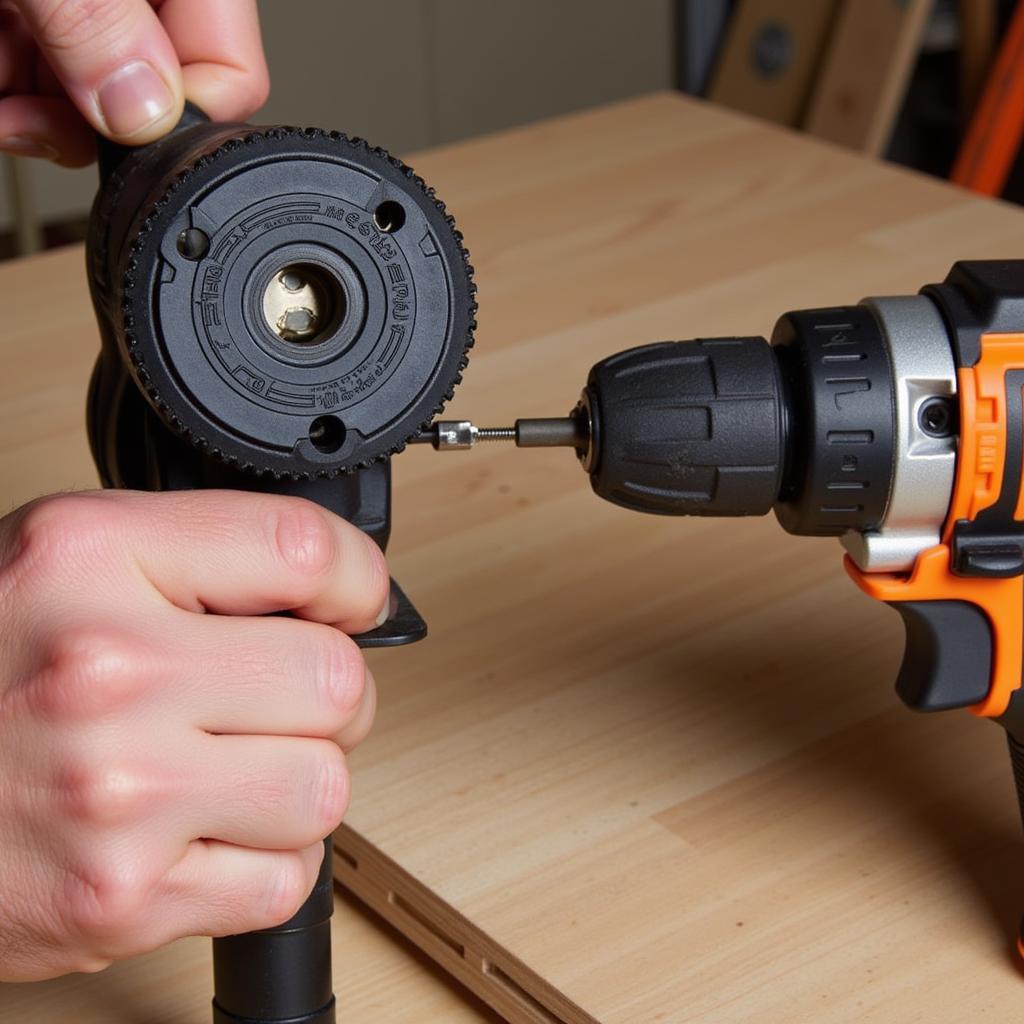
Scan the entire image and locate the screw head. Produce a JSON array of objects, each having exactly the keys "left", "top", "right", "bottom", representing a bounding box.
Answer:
[
  {"left": 918, "top": 397, "right": 957, "bottom": 438},
  {"left": 176, "top": 227, "right": 210, "bottom": 261}
]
